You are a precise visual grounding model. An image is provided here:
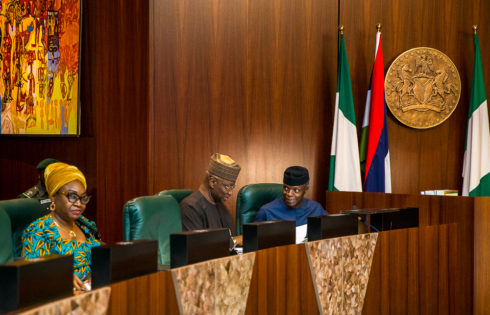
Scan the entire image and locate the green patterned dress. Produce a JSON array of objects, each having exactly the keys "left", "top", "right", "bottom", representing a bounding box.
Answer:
[{"left": 21, "top": 214, "right": 101, "bottom": 281}]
